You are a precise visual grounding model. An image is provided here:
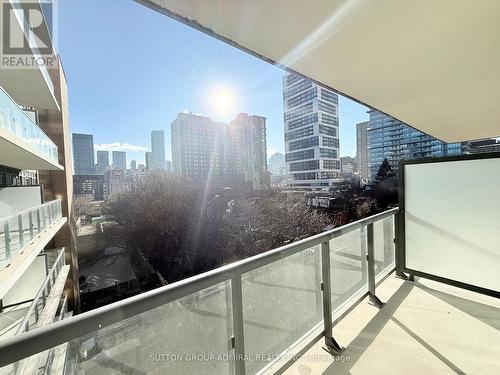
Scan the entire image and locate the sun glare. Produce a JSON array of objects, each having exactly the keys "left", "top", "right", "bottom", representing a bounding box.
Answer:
[{"left": 211, "top": 87, "right": 234, "bottom": 117}]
